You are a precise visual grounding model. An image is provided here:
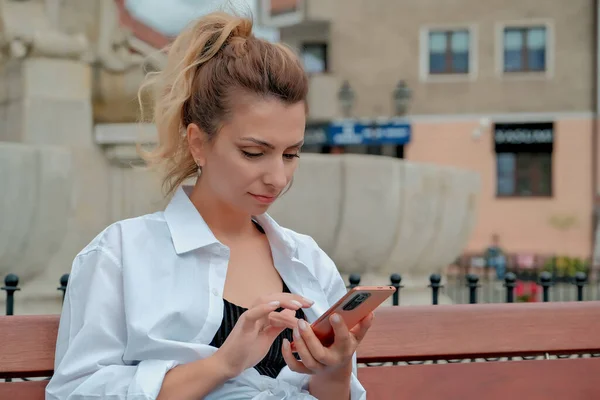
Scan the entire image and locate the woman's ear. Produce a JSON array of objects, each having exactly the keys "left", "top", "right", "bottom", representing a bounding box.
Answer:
[{"left": 186, "top": 123, "right": 206, "bottom": 168}]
